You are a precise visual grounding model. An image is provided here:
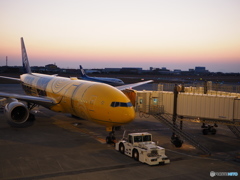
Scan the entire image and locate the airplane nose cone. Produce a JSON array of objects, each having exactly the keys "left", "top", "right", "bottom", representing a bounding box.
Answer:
[{"left": 122, "top": 108, "right": 135, "bottom": 124}]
